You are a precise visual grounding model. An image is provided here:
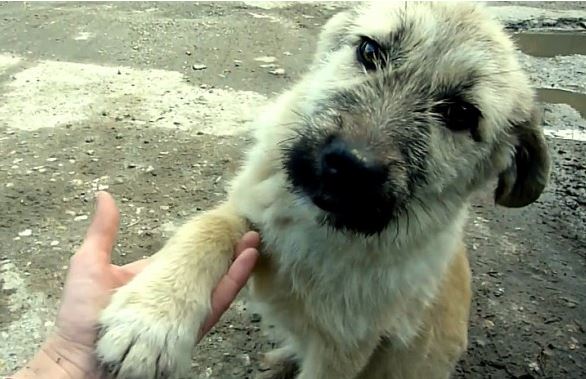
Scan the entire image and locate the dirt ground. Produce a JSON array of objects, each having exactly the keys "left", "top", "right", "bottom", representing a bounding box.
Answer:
[{"left": 0, "top": 2, "right": 584, "bottom": 379}]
